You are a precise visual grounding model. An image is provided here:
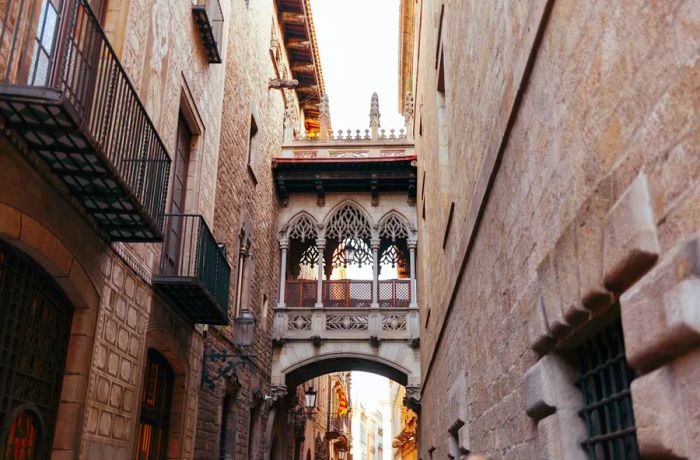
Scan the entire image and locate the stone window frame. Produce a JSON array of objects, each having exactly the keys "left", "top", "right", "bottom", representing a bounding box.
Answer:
[
  {"left": 247, "top": 111, "right": 261, "bottom": 186},
  {"left": 521, "top": 173, "right": 699, "bottom": 459}
]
